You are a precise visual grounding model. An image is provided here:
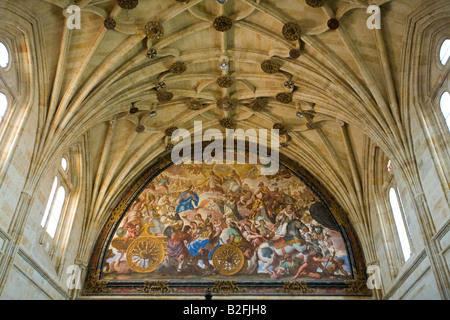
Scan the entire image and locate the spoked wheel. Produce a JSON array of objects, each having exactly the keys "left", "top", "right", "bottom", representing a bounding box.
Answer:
[
  {"left": 212, "top": 244, "right": 245, "bottom": 276},
  {"left": 125, "top": 237, "right": 165, "bottom": 273}
]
